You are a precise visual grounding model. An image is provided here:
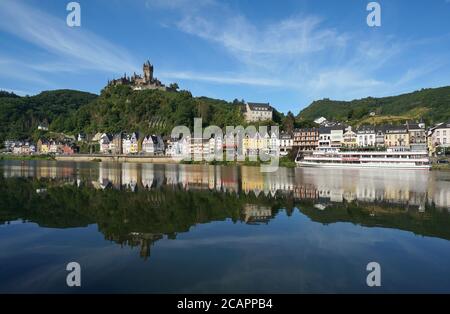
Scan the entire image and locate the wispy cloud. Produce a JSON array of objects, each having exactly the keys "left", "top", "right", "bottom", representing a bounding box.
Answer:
[
  {"left": 0, "top": 0, "right": 138, "bottom": 88},
  {"left": 144, "top": 0, "right": 390, "bottom": 99},
  {"left": 145, "top": 0, "right": 449, "bottom": 106},
  {"left": 159, "top": 71, "right": 285, "bottom": 87},
  {"left": 0, "top": 56, "right": 52, "bottom": 86}
]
